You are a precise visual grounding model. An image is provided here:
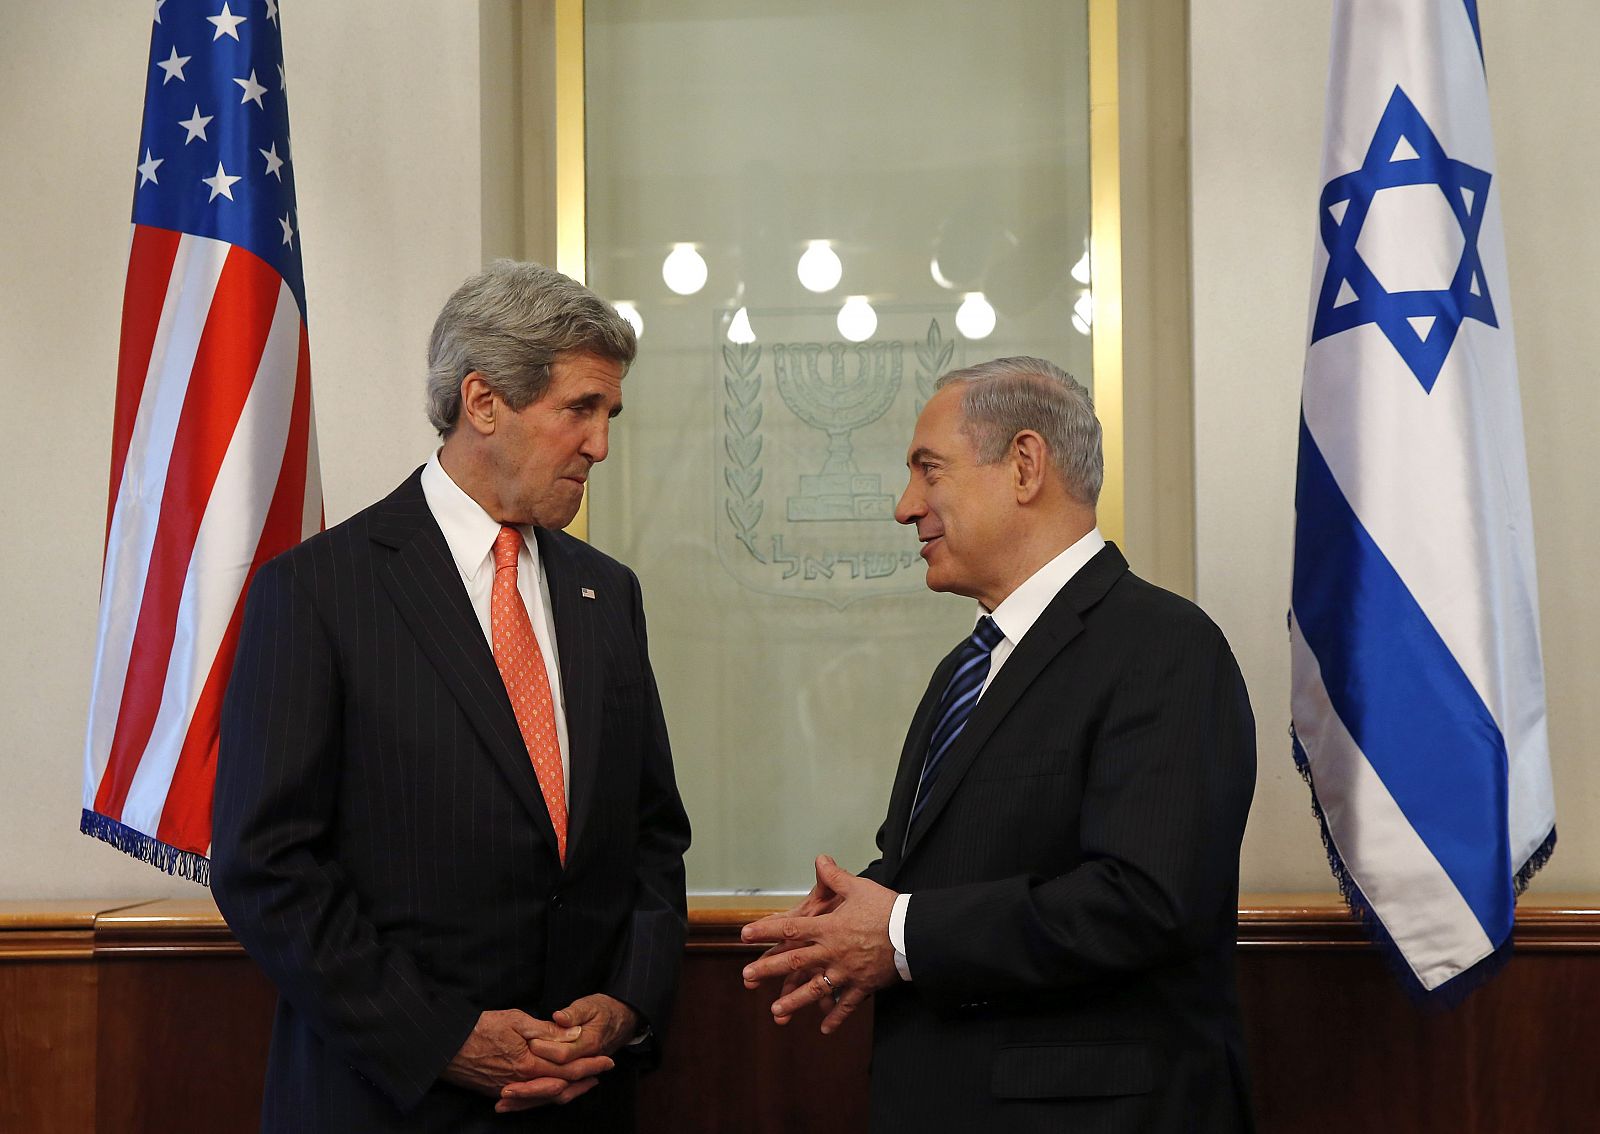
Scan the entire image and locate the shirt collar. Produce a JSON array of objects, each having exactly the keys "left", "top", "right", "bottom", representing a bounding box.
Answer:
[
  {"left": 983, "top": 527, "right": 1106, "bottom": 647},
  {"left": 420, "top": 450, "right": 540, "bottom": 584}
]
